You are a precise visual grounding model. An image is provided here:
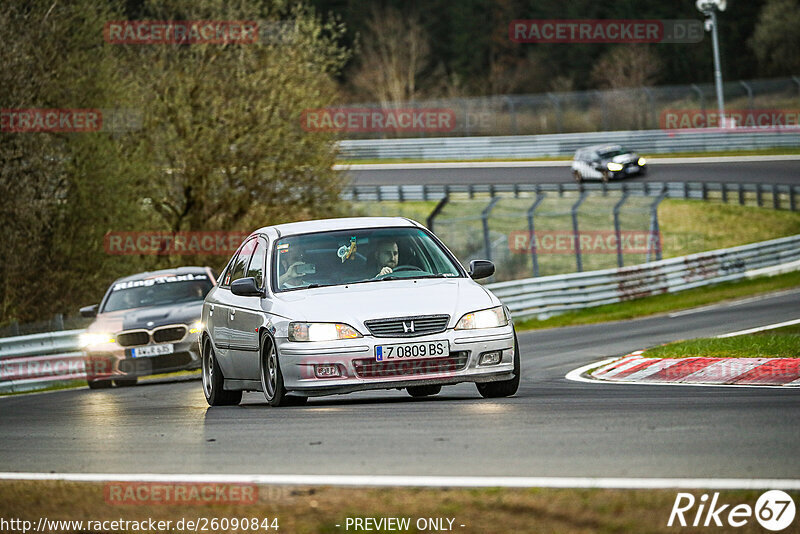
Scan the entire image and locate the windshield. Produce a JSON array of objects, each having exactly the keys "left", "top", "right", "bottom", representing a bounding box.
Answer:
[
  {"left": 102, "top": 274, "right": 213, "bottom": 312},
  {"left": 272, "top": 227, "right": 462, "bottom": 292},
  {"left": 598, "top": 148, "right": 626, "bottom": 159}
]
